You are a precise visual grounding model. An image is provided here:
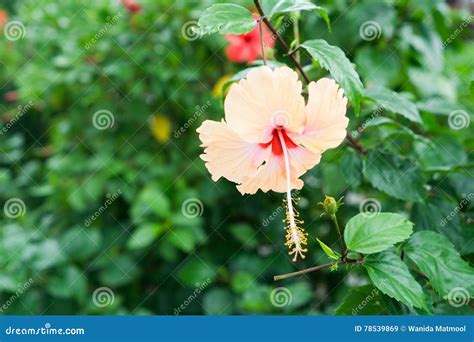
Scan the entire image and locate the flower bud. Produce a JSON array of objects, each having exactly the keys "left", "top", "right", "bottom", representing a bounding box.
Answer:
[{"left": 320, "top": 195, "right": 343, "bottom": 216}]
